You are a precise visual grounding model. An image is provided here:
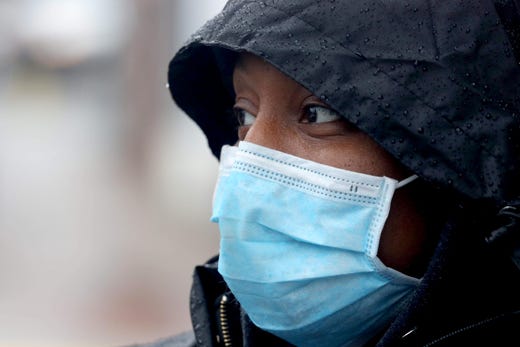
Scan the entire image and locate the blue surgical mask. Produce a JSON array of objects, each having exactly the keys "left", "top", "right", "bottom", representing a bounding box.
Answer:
[{"left": 211, "top": 141, "right": 420, "bottom": 347}]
